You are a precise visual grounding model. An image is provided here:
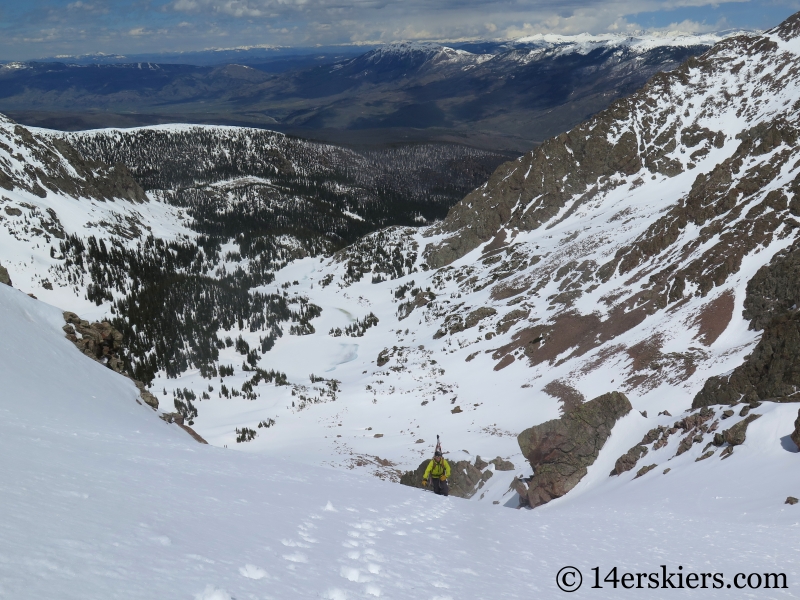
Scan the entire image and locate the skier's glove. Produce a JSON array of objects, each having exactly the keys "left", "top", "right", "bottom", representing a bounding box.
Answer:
[
  {"left": 440, "top": 475, "right": 447, "bottom": 481},
  {"left": 422, "top": 479, "right": 428, "bottom": 487}
]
